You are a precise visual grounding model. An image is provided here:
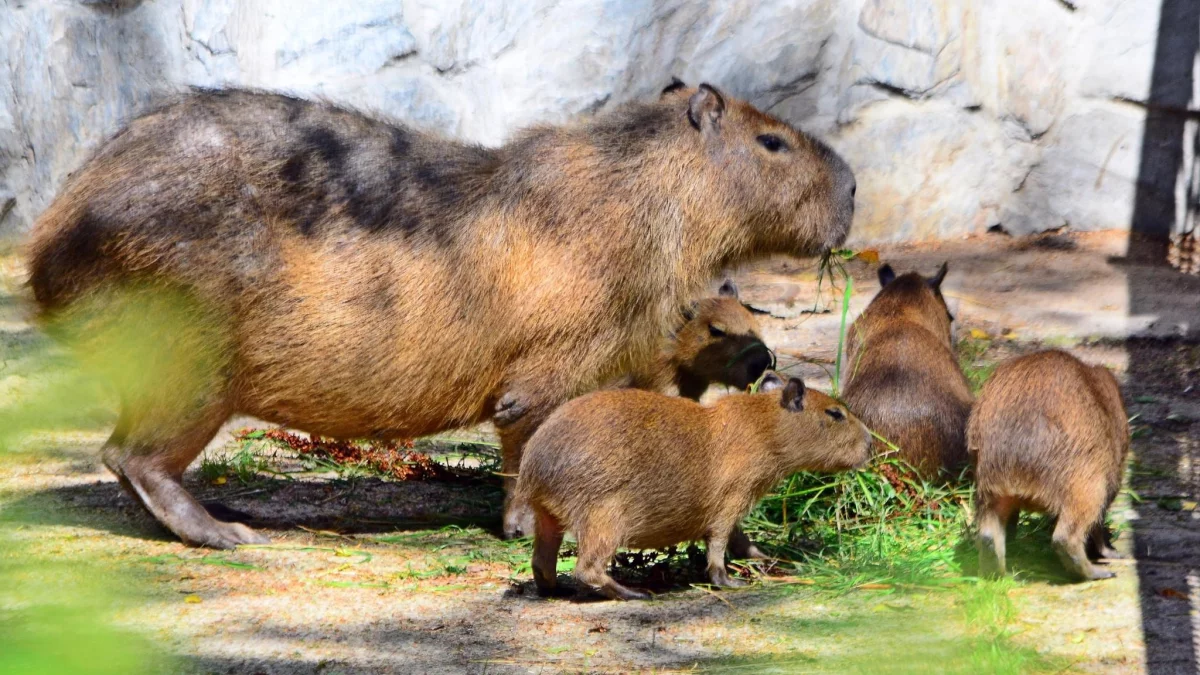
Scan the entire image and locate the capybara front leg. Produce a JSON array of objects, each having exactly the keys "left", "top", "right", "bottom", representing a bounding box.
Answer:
[
  {"left": 532, "top": 508, "right": 567, "bottom": 597},
  {"left": 1053, "top": 516, "right": 1113, "bottom": 581},
  {"left": 706, "top": 526, "right": 747, "bottom": 588},
  {"left": 496, "top": 395, "right": 556, "bottom": 539}
]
